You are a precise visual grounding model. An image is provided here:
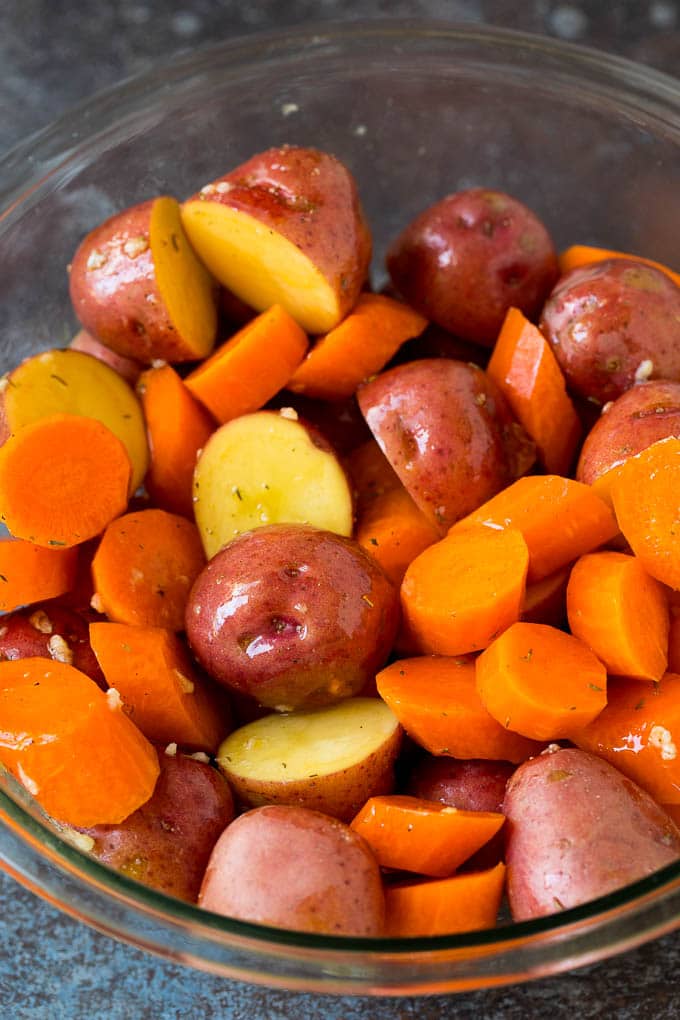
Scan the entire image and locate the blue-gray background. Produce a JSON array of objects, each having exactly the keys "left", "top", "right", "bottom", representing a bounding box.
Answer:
[{"left": 1, "top": 2, "right": 679, "bottom": 1017}]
